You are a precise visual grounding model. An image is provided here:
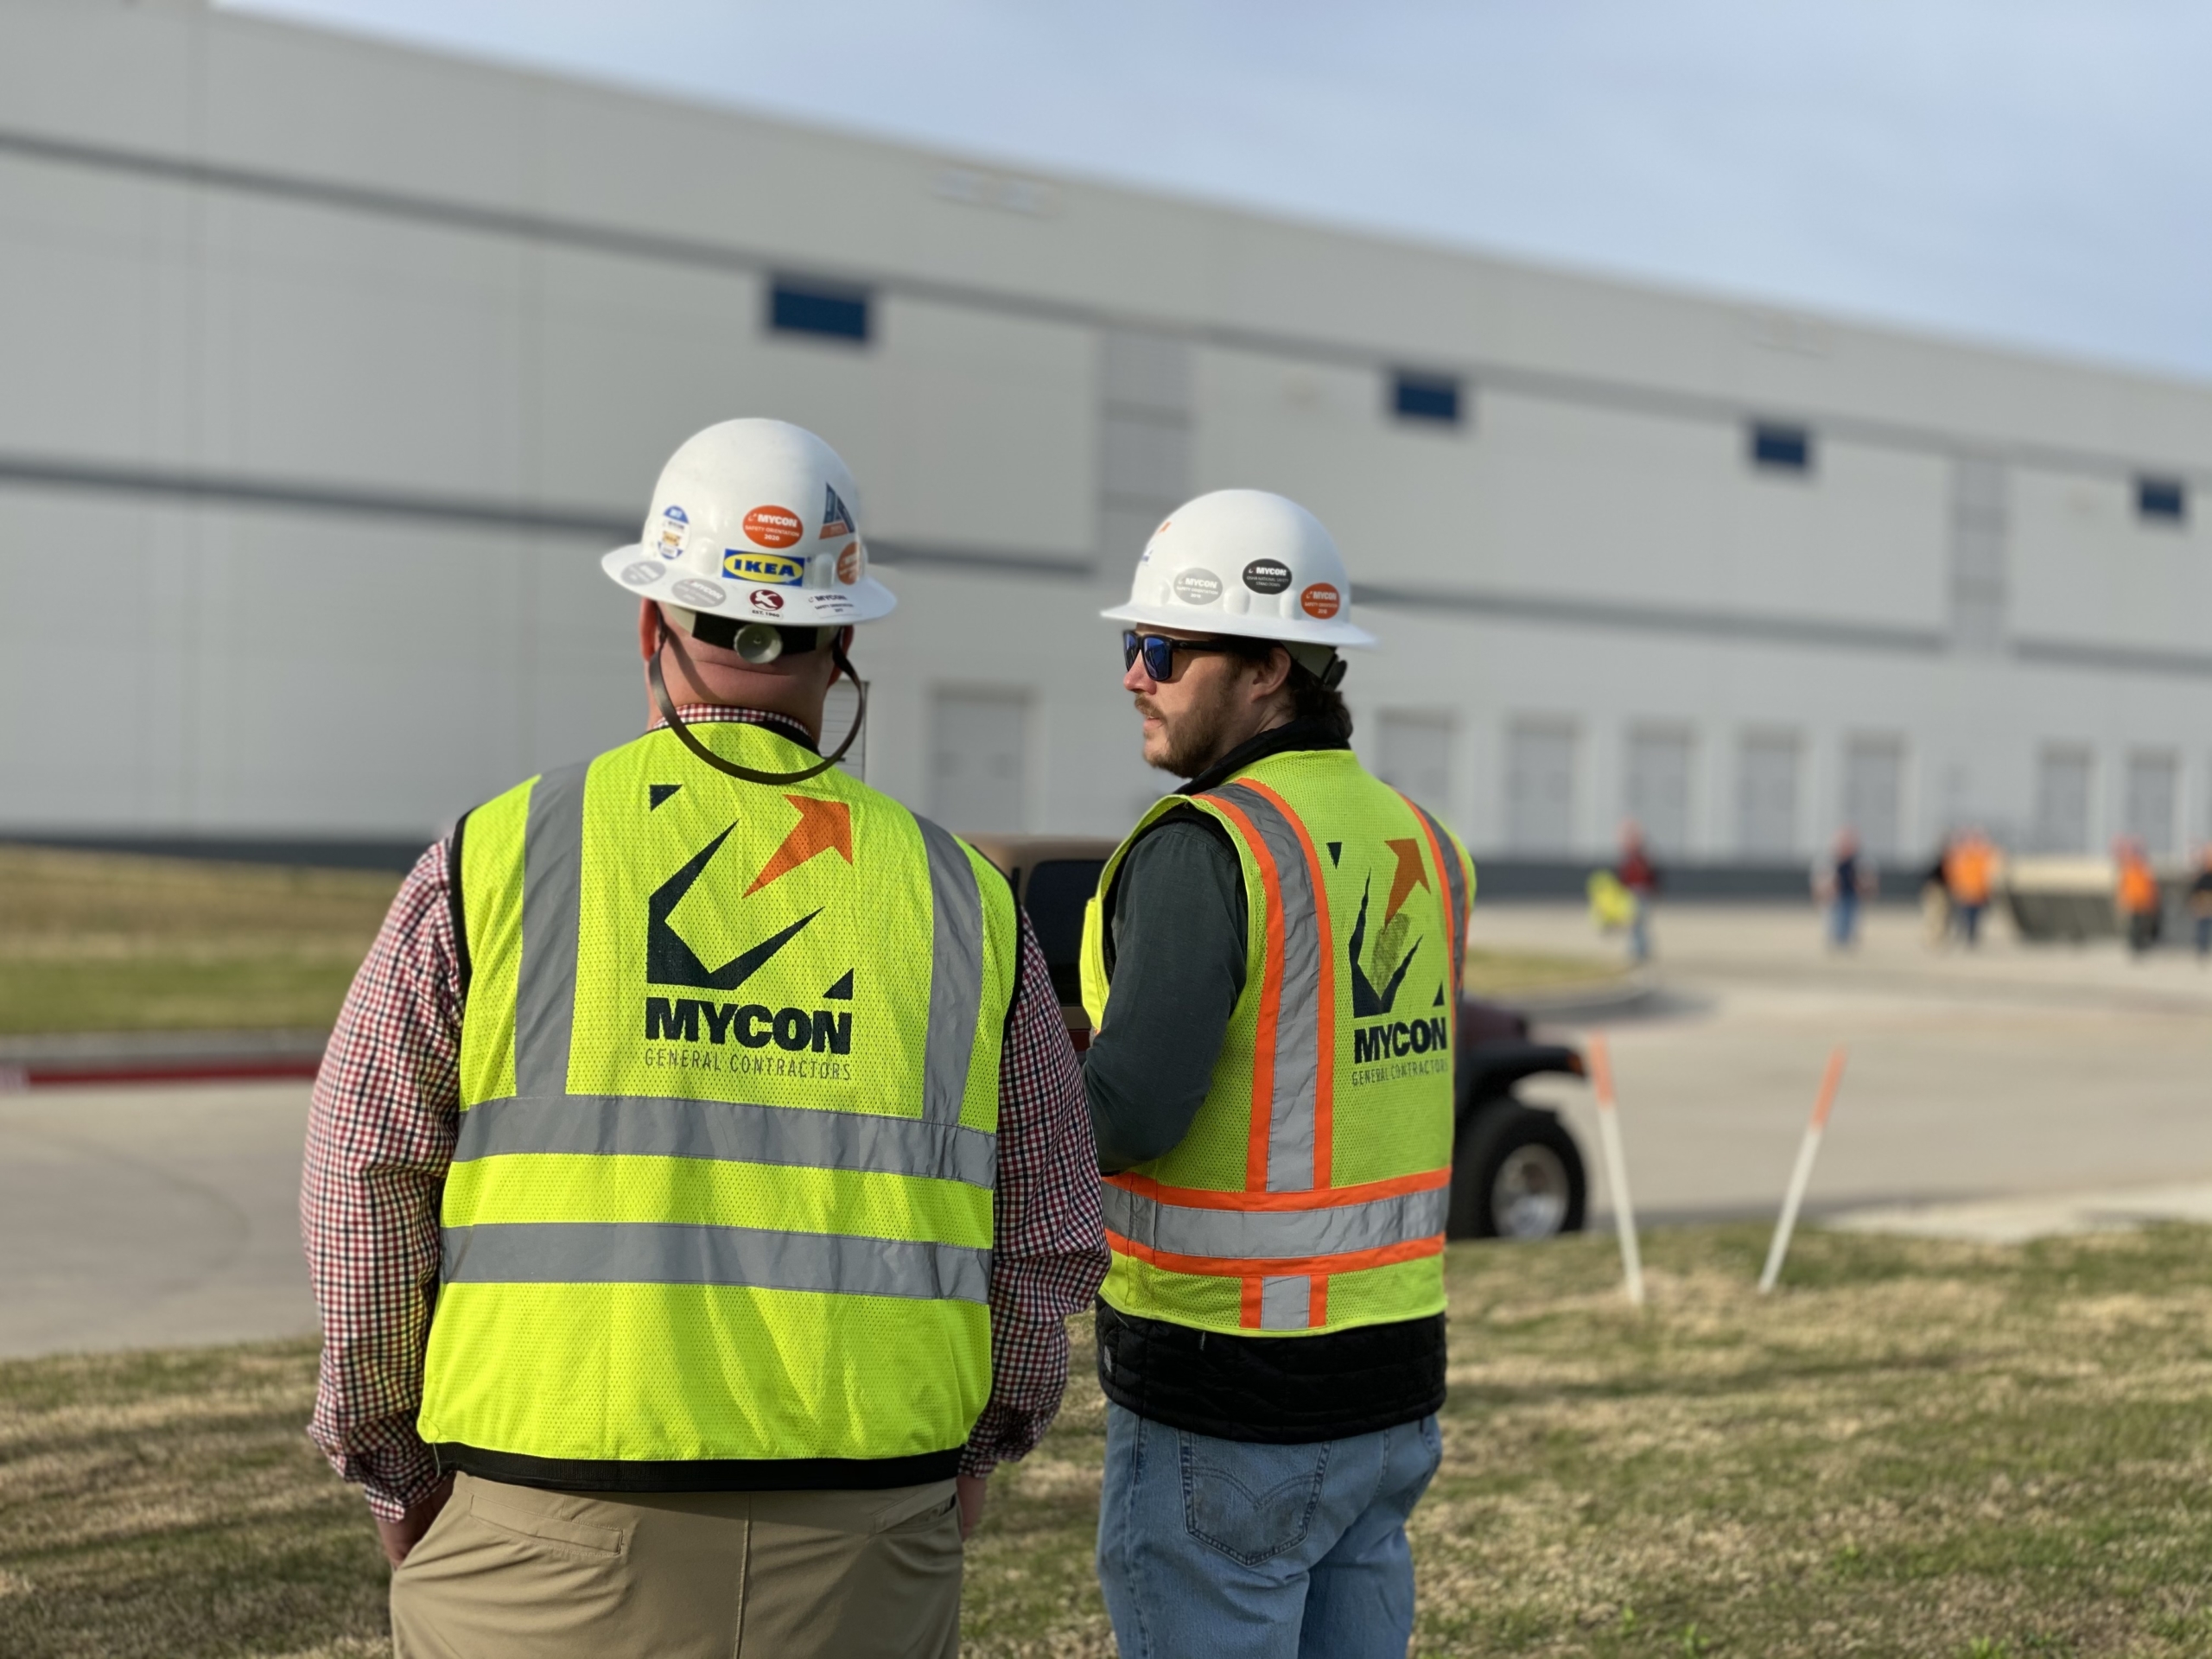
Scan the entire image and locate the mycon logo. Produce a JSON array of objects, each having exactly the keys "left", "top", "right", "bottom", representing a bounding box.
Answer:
[
  {"left": 644, "top": 798, "right": 859, "bottom": 1054},
  {"left": 1348, "top": 838, "right": 1449, "bottom": 1065}
]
